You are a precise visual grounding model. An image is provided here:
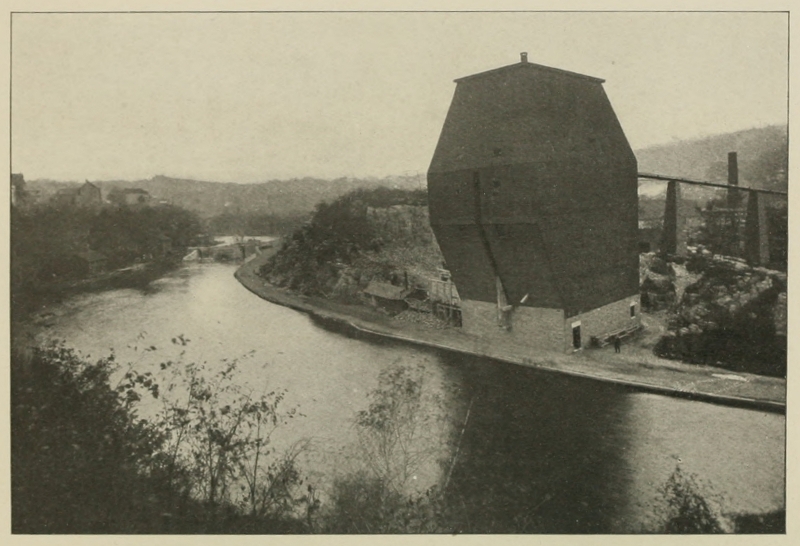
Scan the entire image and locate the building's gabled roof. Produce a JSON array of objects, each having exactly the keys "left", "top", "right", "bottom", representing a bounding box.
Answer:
[
  {"left": 454, "top": 58, "right": 604, "bottom": 84},
  {"left": 57, "top": 182, "right": 99, "bottom": 194},
  {"left": 363, "top": 280, "right": 409, "bottom": 300},
  {"left": 428, "top": 56, "right": 630, "bottom": 175}
]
